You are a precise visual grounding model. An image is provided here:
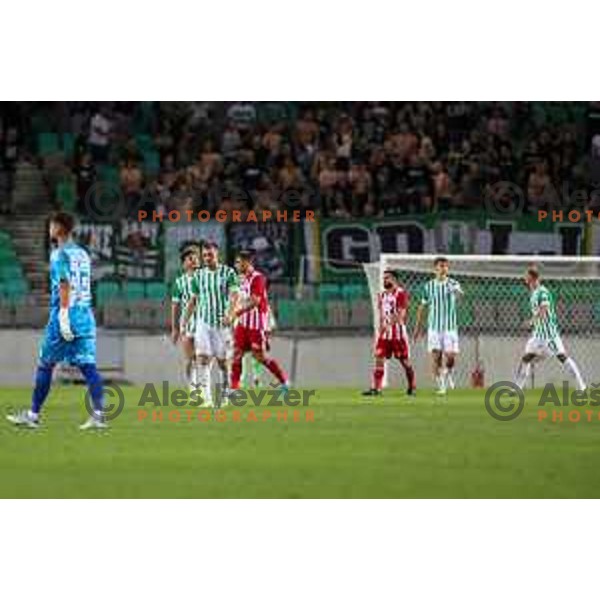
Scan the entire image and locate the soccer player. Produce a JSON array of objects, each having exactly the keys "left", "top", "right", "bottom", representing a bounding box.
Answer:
[
  {"left": 228, "top": 250, "right": 289, "bottom": 391},
  {"left": 362, "top": 270, "right": 416, "bottom": 397},
  {"left": 7, "top": 212, "right": 105, "bottom": 429},
  {"left": 514, "top": 264, "right": 586, "bottom": 391},
  {"left": 170, "top": 245, "right": 201, "bottom": 392},
  {"left": 183, "top": 241, "right": 239, "bottom": 406},
  {"left": 414, "top": 256, "right": 463, "bottom": 396}
]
